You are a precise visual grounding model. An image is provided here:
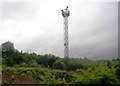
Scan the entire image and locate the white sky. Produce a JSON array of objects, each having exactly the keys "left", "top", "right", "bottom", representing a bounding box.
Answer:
[{"left": 0, "top": 0, "right": 119, "bottom": 59}]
